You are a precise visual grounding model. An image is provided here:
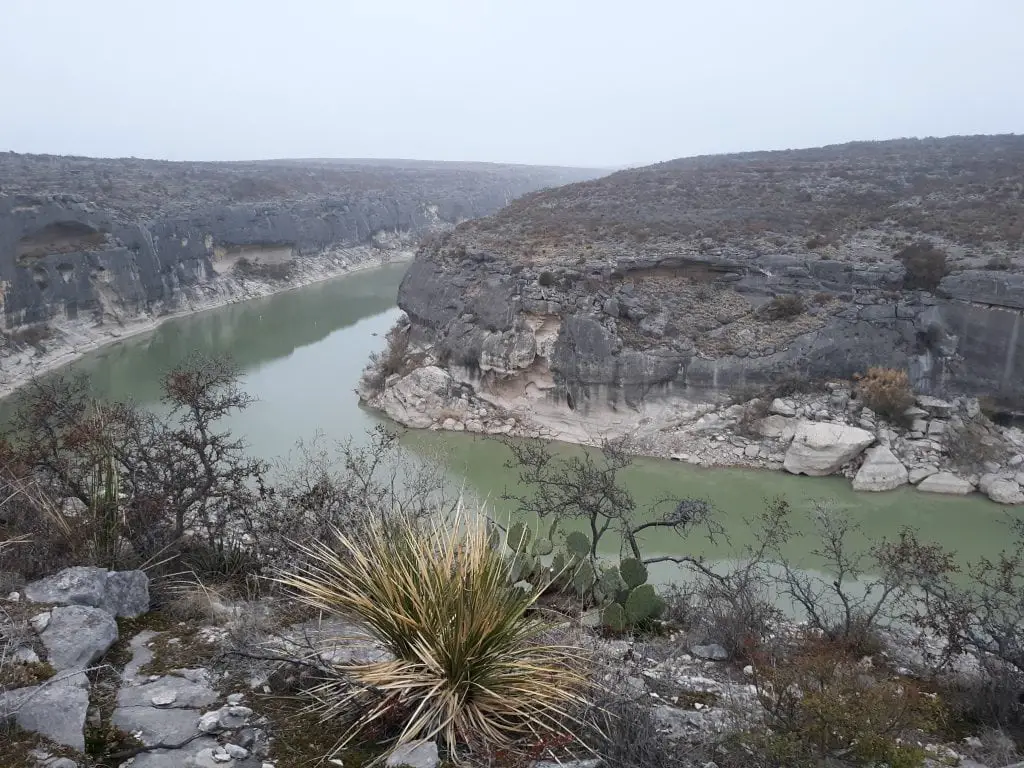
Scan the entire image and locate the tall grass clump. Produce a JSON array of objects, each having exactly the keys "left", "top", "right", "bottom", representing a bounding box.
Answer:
[{"left": 276, "top": 508, "right": 590, "bottom": 761}]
